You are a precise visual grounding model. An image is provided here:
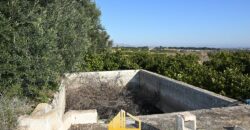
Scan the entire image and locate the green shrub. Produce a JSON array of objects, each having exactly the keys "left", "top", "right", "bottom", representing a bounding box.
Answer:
[
  {"left": 0, "top": 96, "right": 32, "bottom": 130},
  {"left": 0, "top": 0, "right": 112, "bottom": 102},
  {"left": 0, "top": 0, "right": 112, "bottom": 128}
]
